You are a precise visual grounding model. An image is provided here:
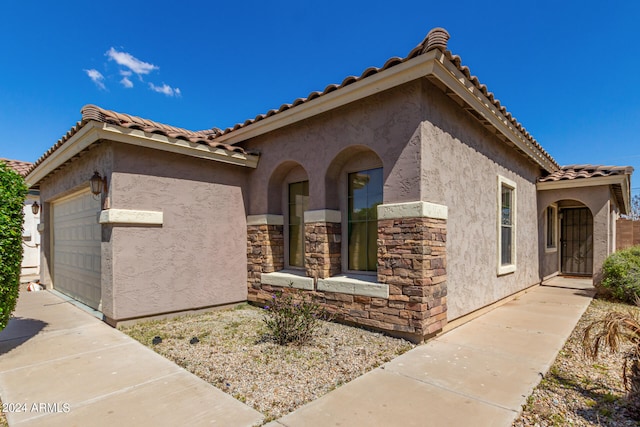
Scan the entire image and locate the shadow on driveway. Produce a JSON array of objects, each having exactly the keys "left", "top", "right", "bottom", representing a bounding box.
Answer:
[{"left": 0, "top": 317, "right": 48, "bottom": 356}]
